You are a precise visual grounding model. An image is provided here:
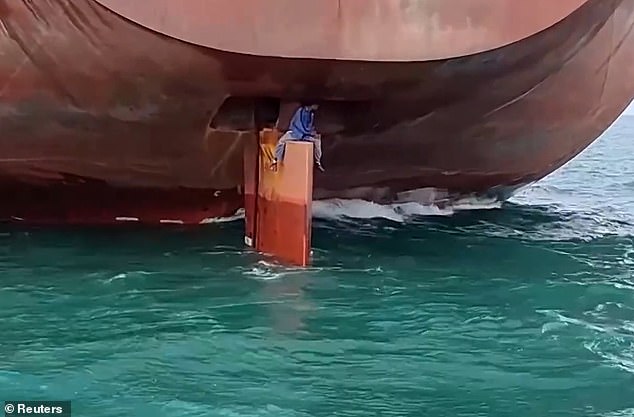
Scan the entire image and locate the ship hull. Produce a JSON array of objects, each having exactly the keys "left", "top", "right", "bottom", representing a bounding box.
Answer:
[{"left": 0, "top": 0, "right": 633, "bottom": 224}]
